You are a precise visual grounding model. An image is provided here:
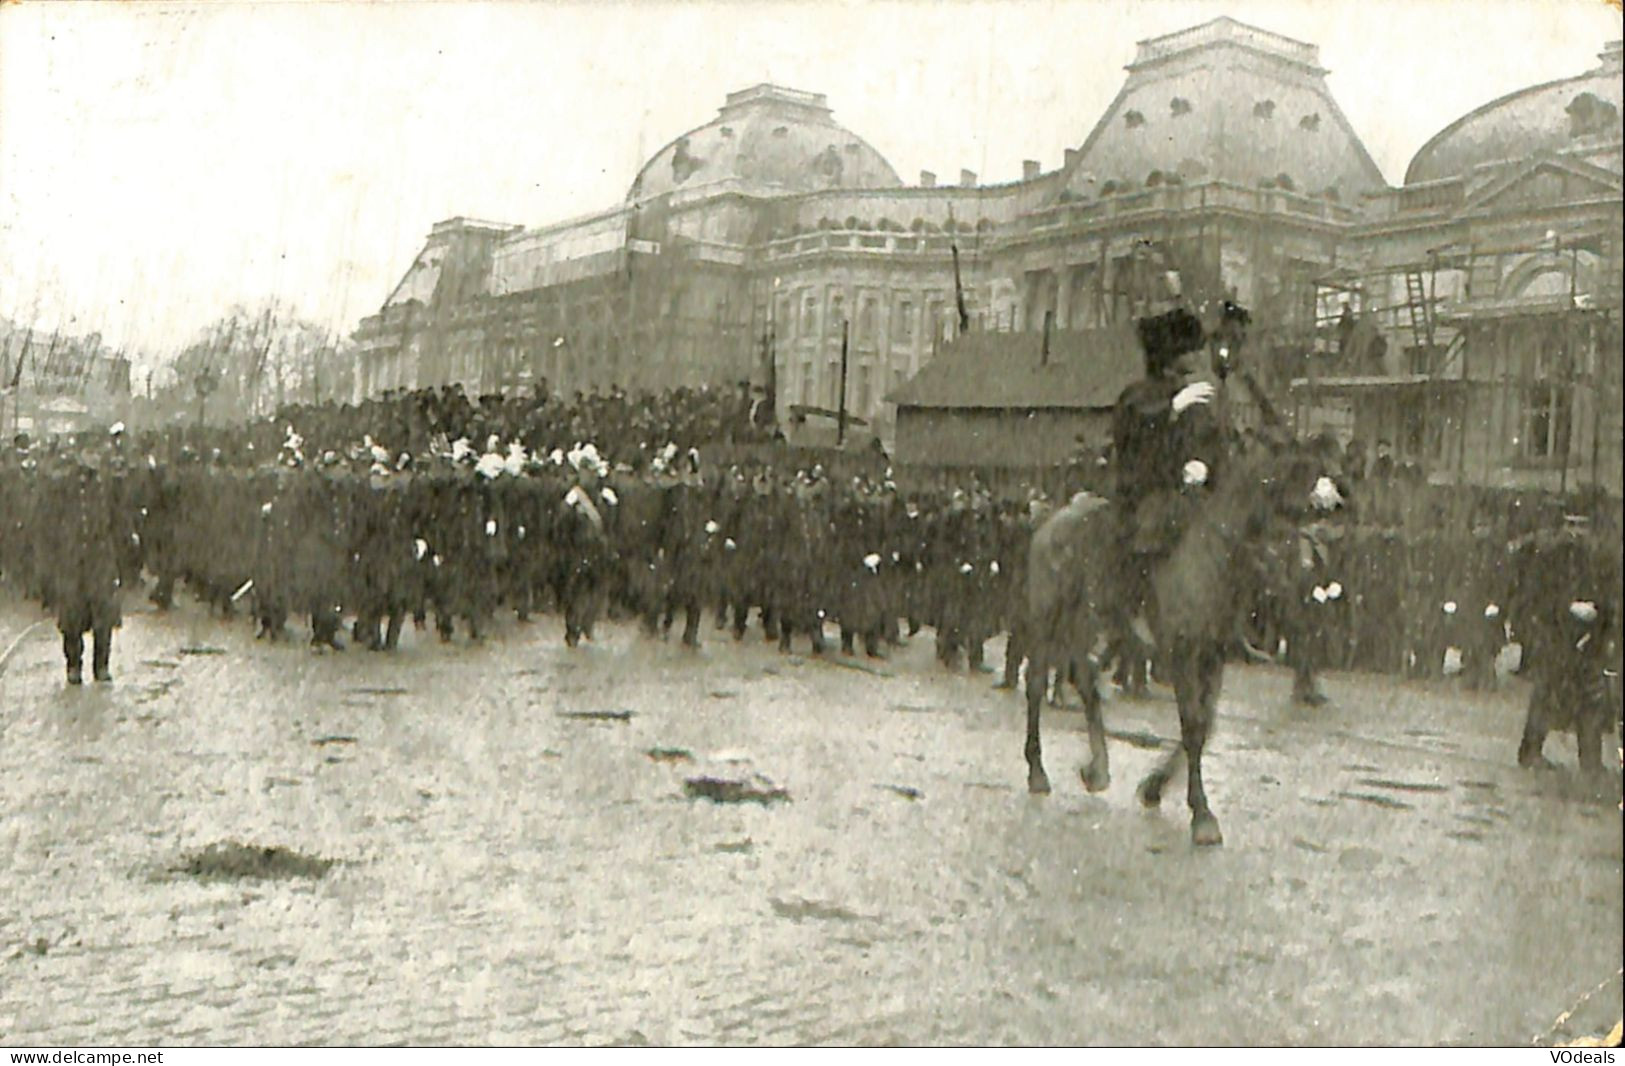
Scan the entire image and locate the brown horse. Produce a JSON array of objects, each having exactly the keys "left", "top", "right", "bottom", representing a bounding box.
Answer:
[{"left": 1022, "top": 448, "right": 1319, "bottom": 845}]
